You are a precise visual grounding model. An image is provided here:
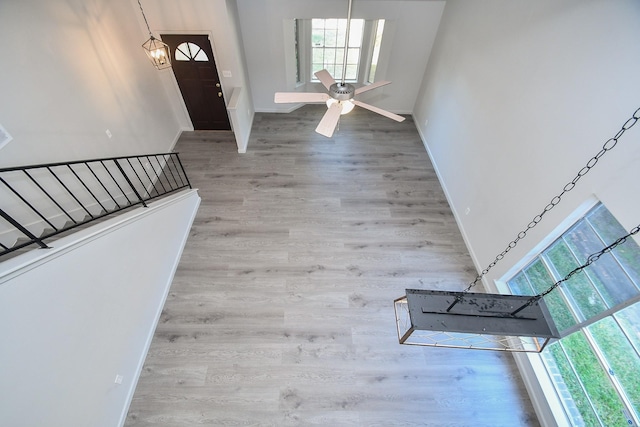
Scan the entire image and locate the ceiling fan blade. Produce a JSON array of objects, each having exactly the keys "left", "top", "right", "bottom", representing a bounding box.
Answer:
[
  {"left": 354, "top": 80, "right": 391, "bottom": 95},
  {"left": 275, "top": 92, "right": 330, "bottom": 104},
  {"left": 314, "top": 69, "right": 336, "bottom": 91},
  {"left": 353, "top": 100, "right": 405, "bottom": 122},
  {"left": 315, "top": 102, "right": 343, "bottom": 138}
]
